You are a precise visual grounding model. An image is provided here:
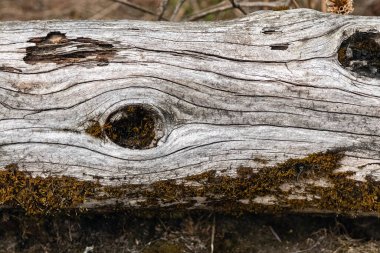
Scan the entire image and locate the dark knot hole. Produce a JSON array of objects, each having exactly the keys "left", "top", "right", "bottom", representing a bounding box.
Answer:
[
  {"left": 104, "top": 104, "right": 164, "bottom": 149},
  {"left": 338, "top": 31, "right": 380, "bottom": 79}
]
